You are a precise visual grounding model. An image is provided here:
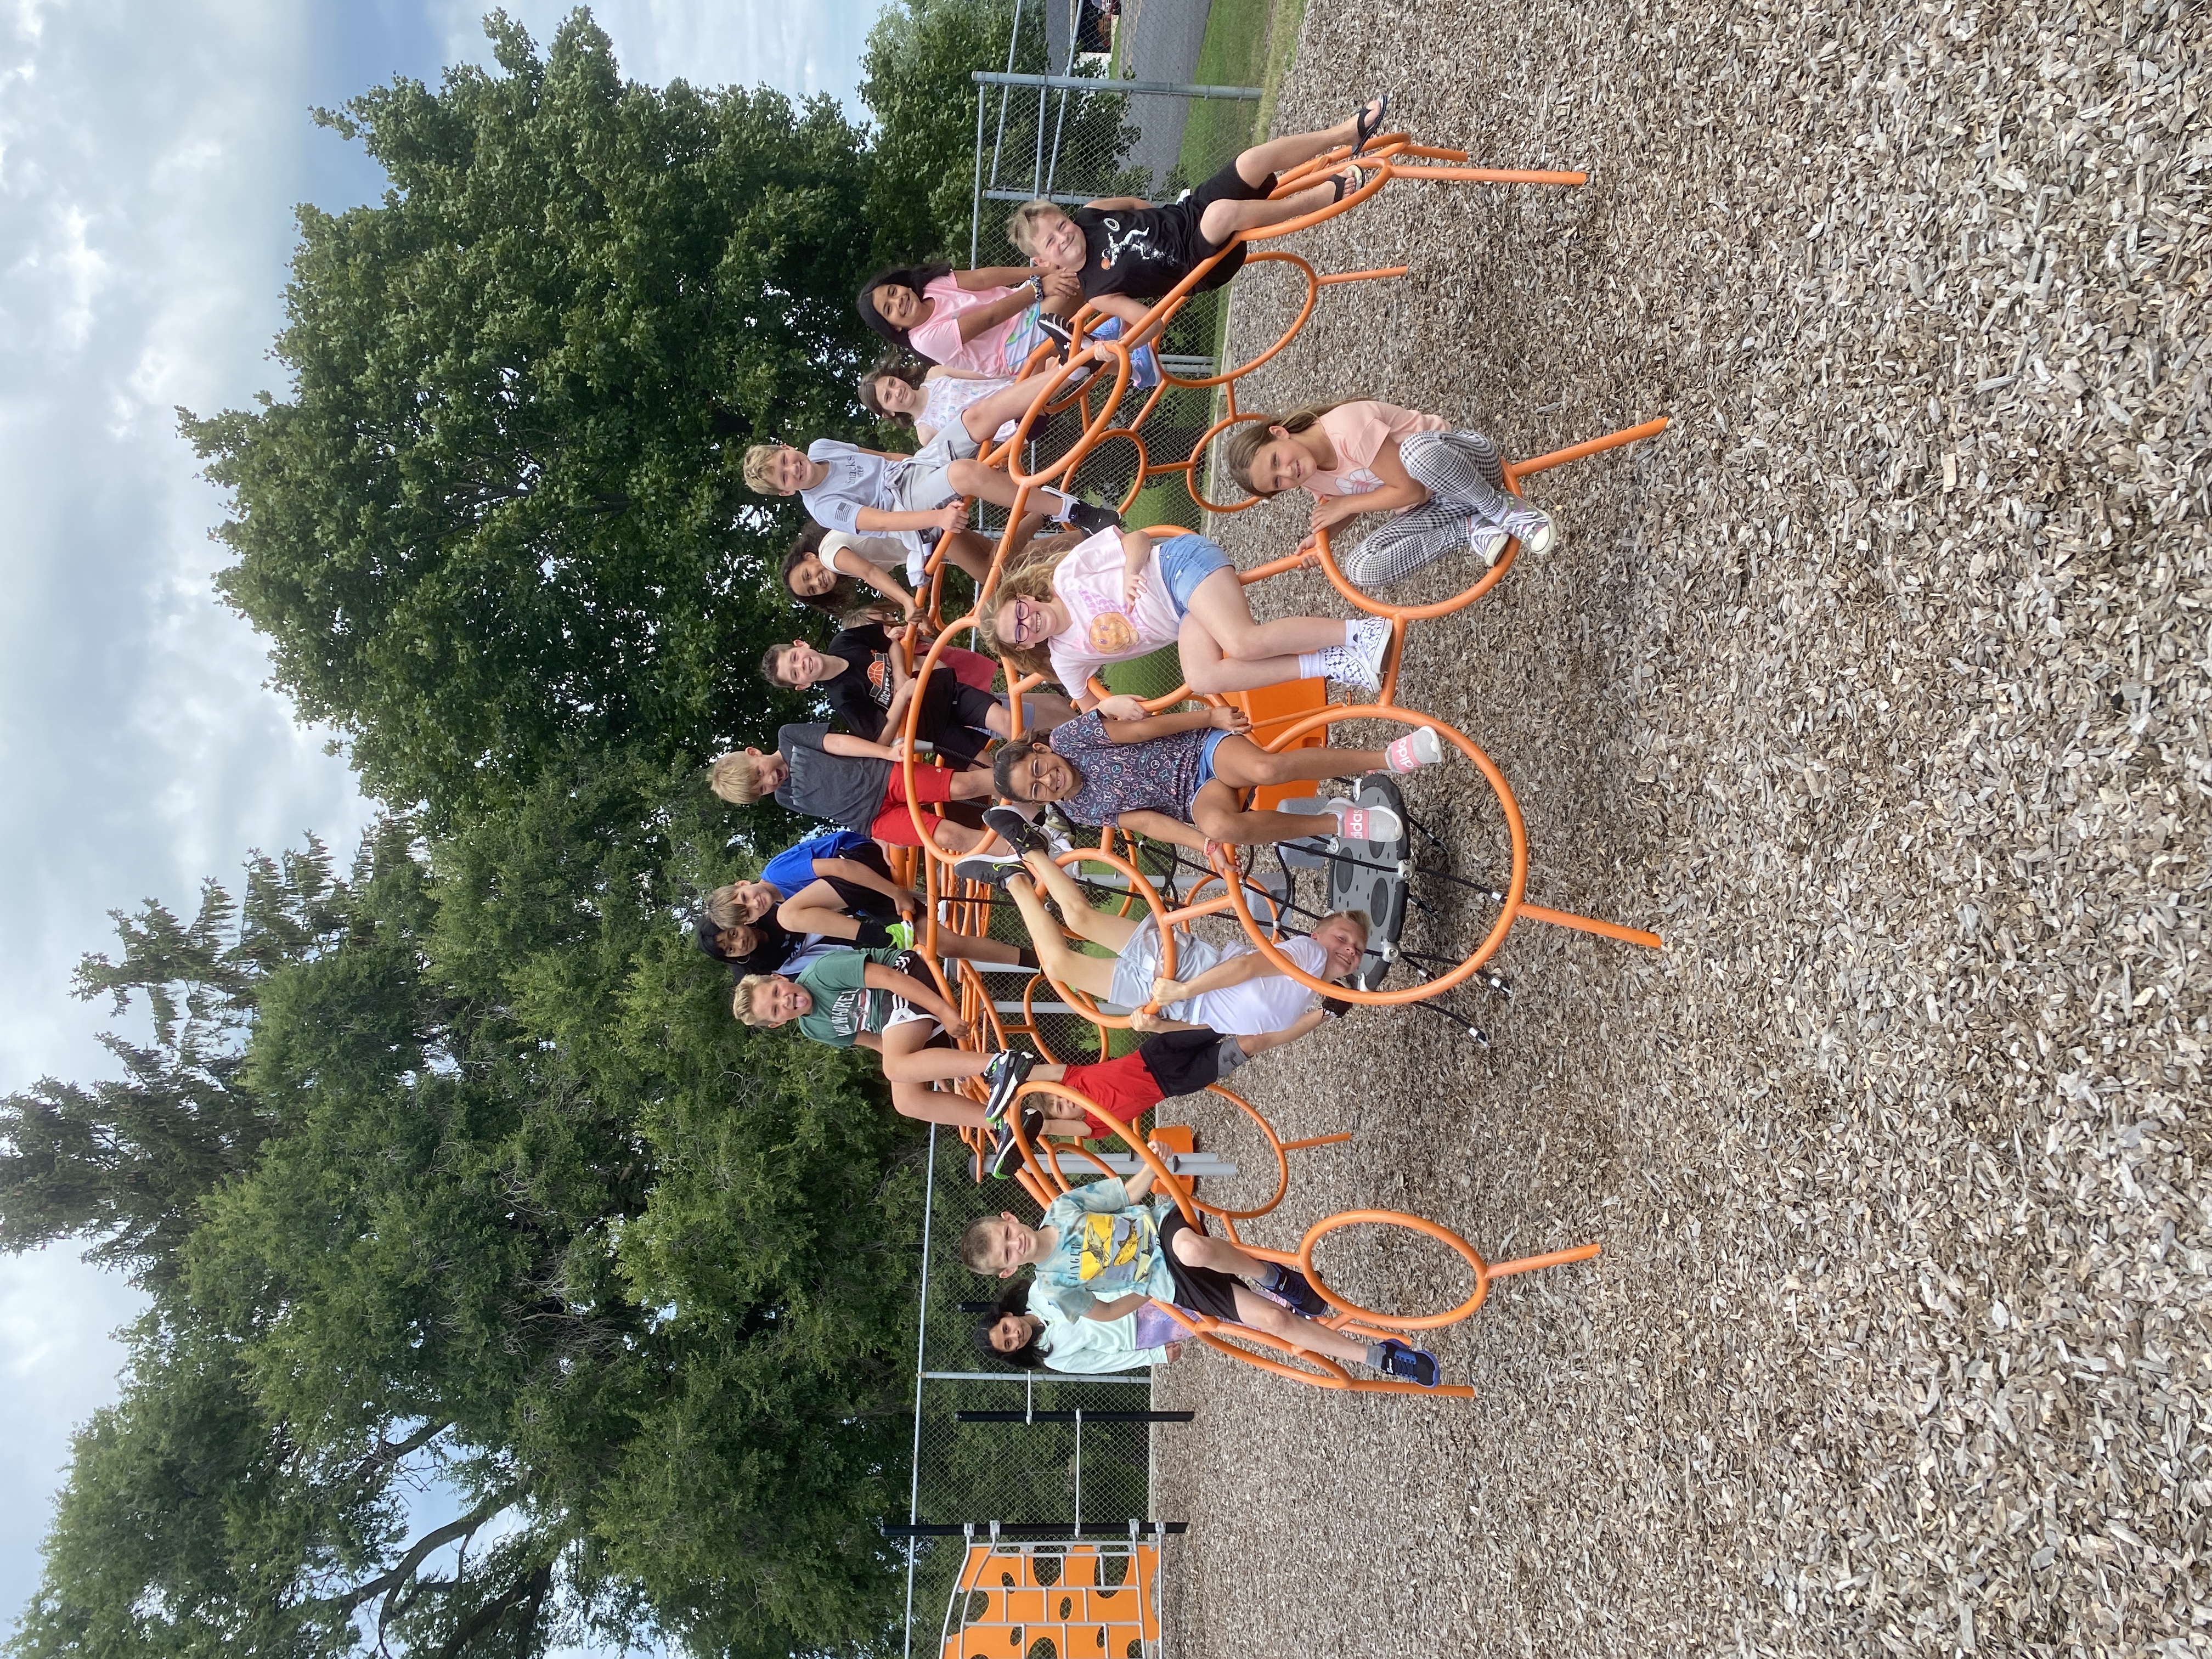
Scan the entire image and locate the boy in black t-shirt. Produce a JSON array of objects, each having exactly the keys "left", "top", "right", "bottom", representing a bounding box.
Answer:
[
  {"left": 761, "top": 628, "right": 1075, "bottom": 768},
  {"left": 1006, "top": 97, "right": 1387, "bottom": 331}
]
